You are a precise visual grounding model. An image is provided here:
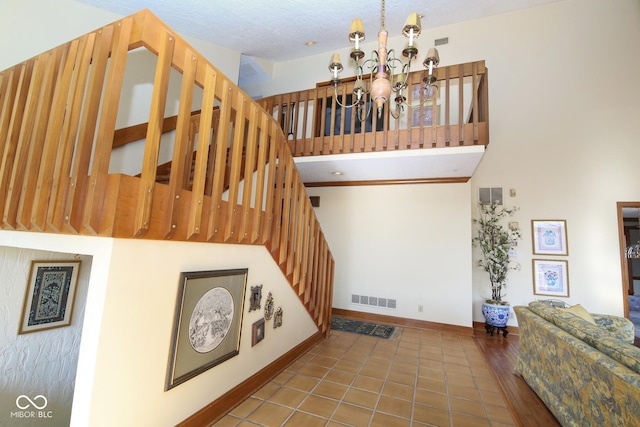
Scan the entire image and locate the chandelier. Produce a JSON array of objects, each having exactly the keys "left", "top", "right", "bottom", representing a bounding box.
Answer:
[{"left": 327, "top": 0, "right": 440, "bottom": 121}]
